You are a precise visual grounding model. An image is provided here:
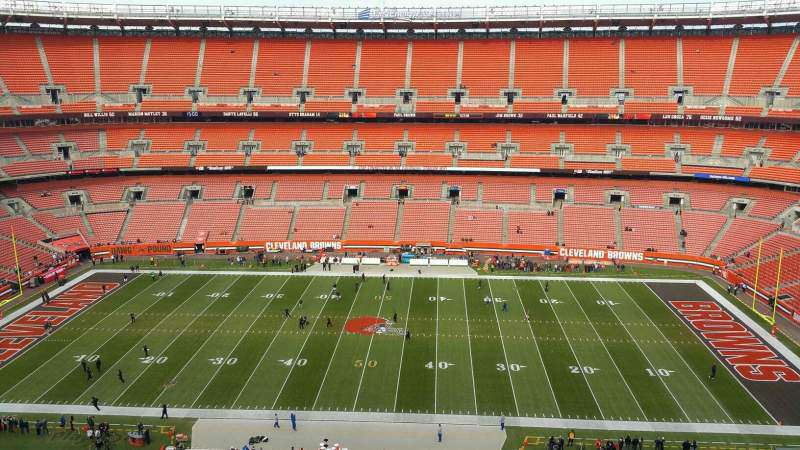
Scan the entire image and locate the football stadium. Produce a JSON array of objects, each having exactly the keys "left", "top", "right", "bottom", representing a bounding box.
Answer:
[{"left": 1, "top": 0, "right": 800, "bottom": 448}]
